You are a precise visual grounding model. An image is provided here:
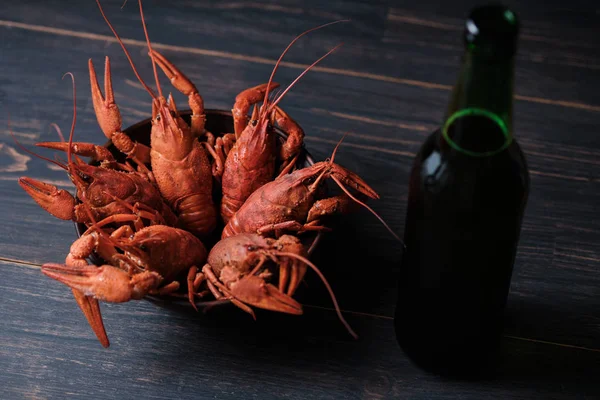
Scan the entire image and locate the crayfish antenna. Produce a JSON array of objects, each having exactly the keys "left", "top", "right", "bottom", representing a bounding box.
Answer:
[
  {"left": 262, "top": 19, "right": 350, "bottom": 111},
  {"left": 329, "top": 132, "right": 349, "bottom": 165},
  {"left": 46, "top": 72, "right": 95, "bottom": 202},
  {"left": 137, "top": 0, "right": 164, "bottom": 100},
  {"left": 307, "top": 133, "right": 349, "bottom": 193},
  {"left": 94, "top": 0, "right": 157, "bottom": 99},
  {"left": 7, "top": 112, "right": 67, "bottom": 171},
  {"left": 272, "top": 251, "right": 358, "bottom": 340},
  {"left": 330, "top": 175, "right": 405, "bottom": 248},
  {"left": 49, "top": 122, "right": 66, "bottom": 142},
  {"left": 324, "top": 136, "right": 405, "bottom": 247},
  {"left": 269, "top": 43, "right": 344, "bottom": 111},
  {"left": 61, "top": 72, "right": 87, "bottom": 194},
  {"left": 62, "top": 72, "right": 76, "bottom": 168}
]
